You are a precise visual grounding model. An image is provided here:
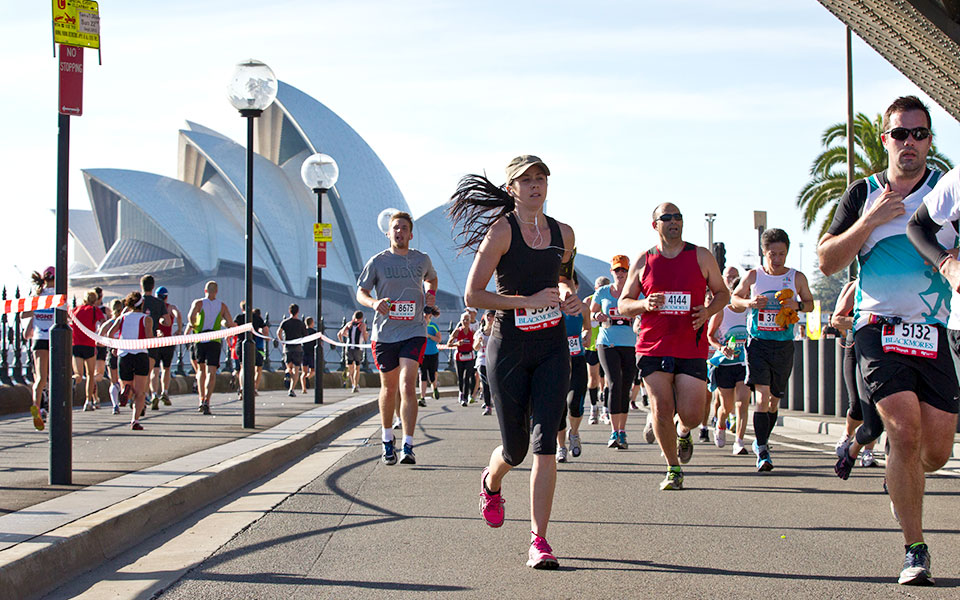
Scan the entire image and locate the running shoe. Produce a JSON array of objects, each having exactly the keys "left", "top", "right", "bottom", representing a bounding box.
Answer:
[
  {"left": 481, "top": 404, "right": 492, "bottom": 416},
  {"left": 479, "top": 467, "right": 504, "bottom": 527},
  {"left": 433, "top": 387, "right": 440, "bottom": 400},
  {"left": 351, "top": 385, "right": 359, "bottom": 393},
  {"left": 588, "top": 405, "right": 599, "bottom": 425},
  {"left": 131, "top": 421, "right": 143, "bottom": 431},
  {"left": 151, "top": 395, "right": 160, "bottom": 411},
  {"left": 83, "top": 400, "right": 95, "bottom": 412},
  {"left": 860, "top": 448, "right": 876, "bottom": 468},
  {"left": 714, "top": 426, "right": 726, "bottom": 448},
  {"left": 644, "top": 417, "right": 656, "bottom": 444},
  {"left": 418, "top": 396, "right": 427, "bottom": 407},
  {"left": 607, "top": 431, "right": 620, "bottom": 449},
  {"left": 40, "top": 408, "right": 47, "bottom": 423},
  {"left": 112, "top": 406, "right": 120, "bottom": 415},
  {"left": 468, "top": 395, "right": 476, "bottom": 404},
  {"left": 459, "top": 393, "right": 467, "bottom": 407},
  {"left": 834, "top": 433, "right": 850, "bottom": 452},
  {"left": 201, "top": 403, "right": 211, "bottom": 416},
  {"left": 526, "top": 535, "right": 559, "bottom": 570},
  {"left": 382, "top": 440, "right": 397, "bottom": 465},
  {"left": 630, "top": 400, "right": 639, "bottom": 410},
  {"left": 400, "top": 443, "right": 416, "bottom": 464},
  {"left": 617, "top": 431, "right": 628, "bottom": 450},
  {"left": 161, "top": 392, "right": 171, "bottom": 406},
  {"left": 120, "top": 384, "right": 132, "bottom": 407},
  {"left": 392, "top": 416, "right": 402, "bottom": 429},
  {"left": 732, "top": 439, "right": 748, "bottom": 455},
  {"left": 698, "top": 427, "right": 710, "bottom": 443},
  {"left": 677, "top": 432, "right": 694, "bottom": 464},
  {"left": 660, "top": 468, "right": 683, "bottom": 491},
  {"left": 753, "top": 440, "right": 773, "bottom": 472},
  {"left": 834, "top": 439, "right": 855, "bottom": 480},
  {"left": 899, "top": 543, "right": 934, "bottom": 586},
  {"left": 569, "top": 433, "right": 582, "bottom": 457},
  {"left": 30, "top": 405, "right": 44, "bottom": 431},
  {"left": 556, "top": 446, "right": 567, "bottom": 463},
  {"left": 197, "top": 404, "right": 205, "bottom": 413}
]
